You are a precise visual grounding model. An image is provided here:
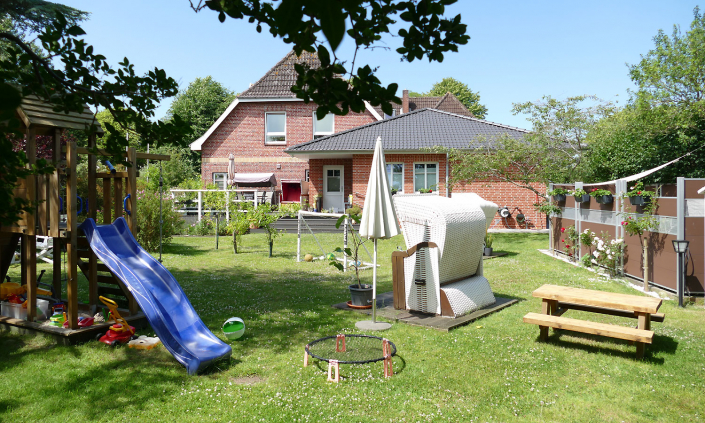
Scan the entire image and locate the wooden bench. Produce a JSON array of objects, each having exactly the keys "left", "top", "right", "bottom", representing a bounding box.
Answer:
[{"left": 524, "top": 284, "right": 663, "bottom": 359}]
